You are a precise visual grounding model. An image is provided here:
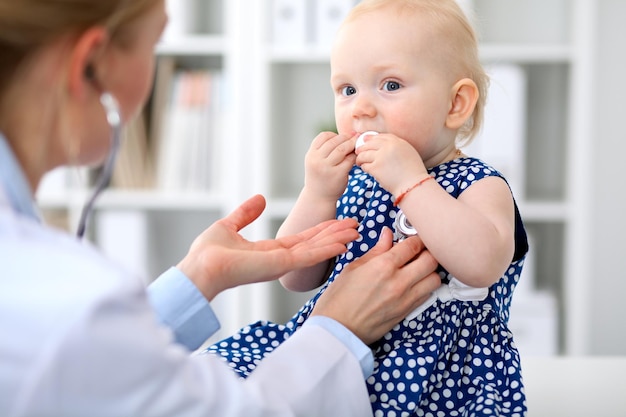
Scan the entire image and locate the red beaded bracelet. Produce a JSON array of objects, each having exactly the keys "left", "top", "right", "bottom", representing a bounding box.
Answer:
[{"left": 393, "top": 176, "right": 434, "bottom": 206}]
